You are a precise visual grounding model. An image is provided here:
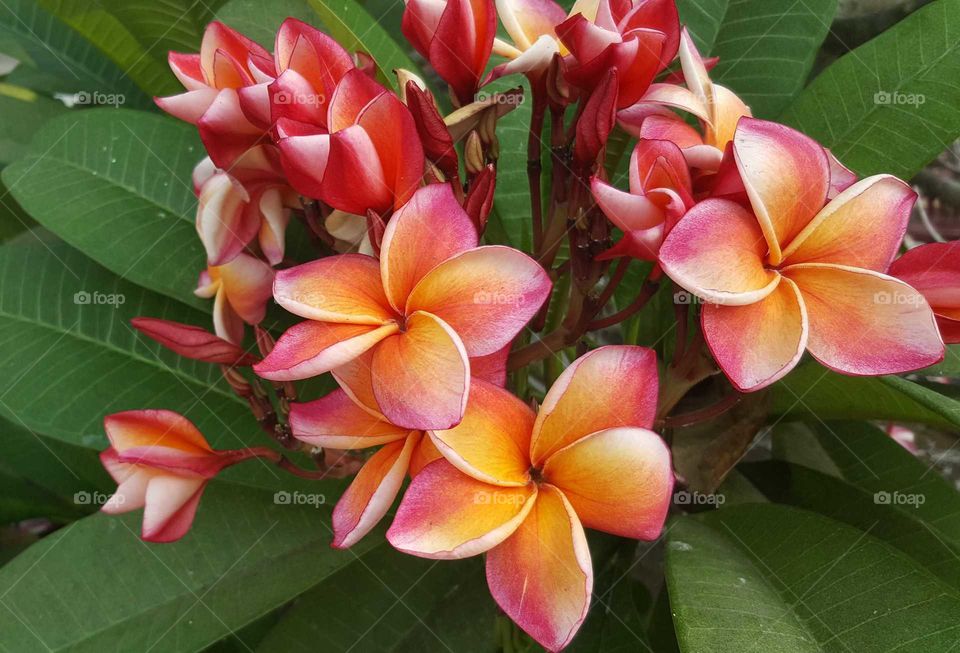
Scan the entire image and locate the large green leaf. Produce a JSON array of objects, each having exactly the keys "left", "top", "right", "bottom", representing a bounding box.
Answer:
[
  {"left": 710, "top": 0, "right": 838, "bottom": 118},
  {"left": 667, "top": 504, "right": 960, "bottom": 652},
  {"left": 3, "top": 109, "right": 207, "bottom": 310},
  {"left": 487, "top": 77, "right": 535, "bottom": 251},
  {"left": 216, "top": 0, "right": 316, "bottom": 48},
  {"left": 771, "top": 360, "right": 960, "bottom": 430},
  {"left": 0, "top": 84, "right": 69, "bottom": 166},
  {"left": 97, "top": 0, "right": 228, "bottom": 54},
  {"left": 781, "top": 0, "right": 960, "bottom": 179},
  {"left": 676, "top": 0, "right": 730, "bottom": 54},
  {"left": 0, "top": 484, "right": 378, "bottom": 652},
  {"left": 307, "top": 0, "right": 423, "bottom": 88},
  {"left": 0, "top": 0, "right": 150, "bottom": 107}
]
